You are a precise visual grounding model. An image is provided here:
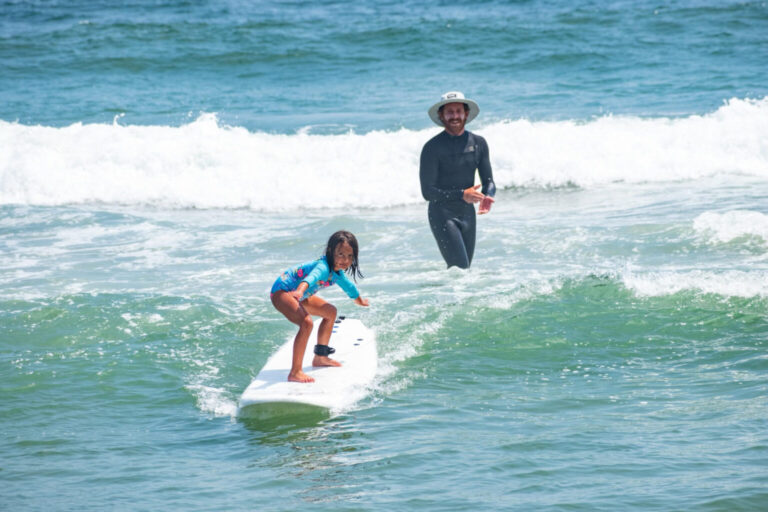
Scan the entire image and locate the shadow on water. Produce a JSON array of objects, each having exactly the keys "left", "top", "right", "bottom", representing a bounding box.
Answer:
[
  {"left": 237, "top": 402, "right": 332, "bottom": 440},
  {"left": 236, "top": 403, "right": 363, "bottom": 498}
]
